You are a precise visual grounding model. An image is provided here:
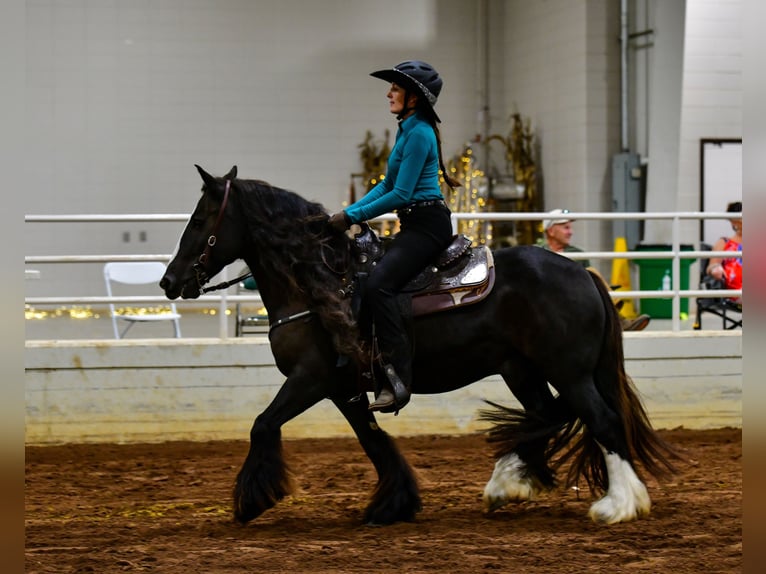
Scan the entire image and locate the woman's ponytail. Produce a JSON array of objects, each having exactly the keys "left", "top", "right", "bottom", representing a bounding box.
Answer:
[
  {"left": 414, "top": 96, "right": 461, "bottom": 190},
  {"left": 433, "top": 123, "right": 461, "bottom": 190}
]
